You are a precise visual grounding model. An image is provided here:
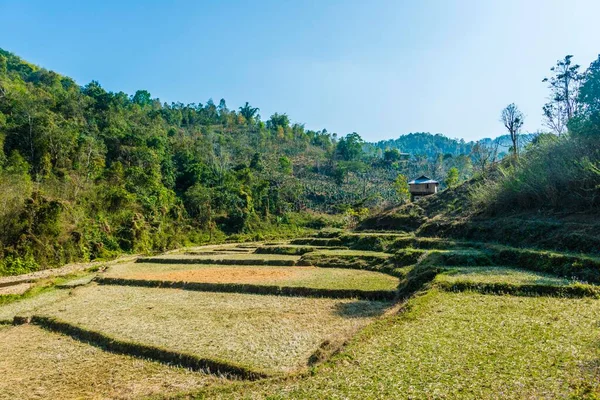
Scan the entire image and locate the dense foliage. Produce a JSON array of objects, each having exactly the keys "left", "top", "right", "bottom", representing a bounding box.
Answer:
[{"left": 0, "top": 49, "right": 479, "bottom": 273}]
